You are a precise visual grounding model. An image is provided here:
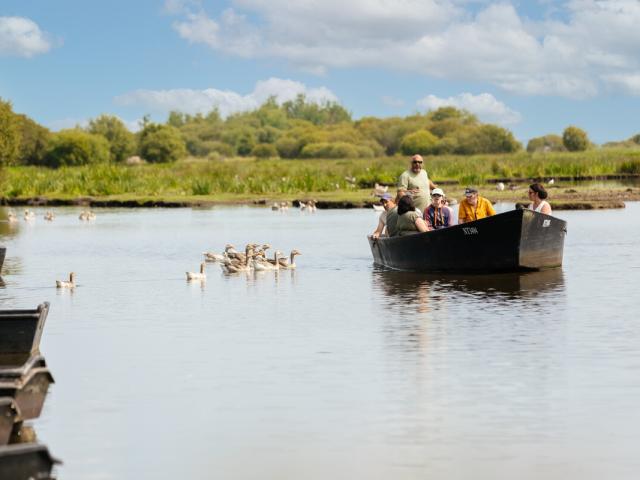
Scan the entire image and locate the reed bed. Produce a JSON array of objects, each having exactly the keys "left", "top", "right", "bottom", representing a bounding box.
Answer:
[{"left": 1, "top": 149, "right": 639, "bottom": 199}]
